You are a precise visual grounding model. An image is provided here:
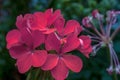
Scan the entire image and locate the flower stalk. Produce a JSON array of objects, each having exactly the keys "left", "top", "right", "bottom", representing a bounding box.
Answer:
[
  {"left": 82, "top": 10, "right": 120, "bottom": 79},
  {"left": 26, "top": 68, "right": 54, "bottom": 80}
]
